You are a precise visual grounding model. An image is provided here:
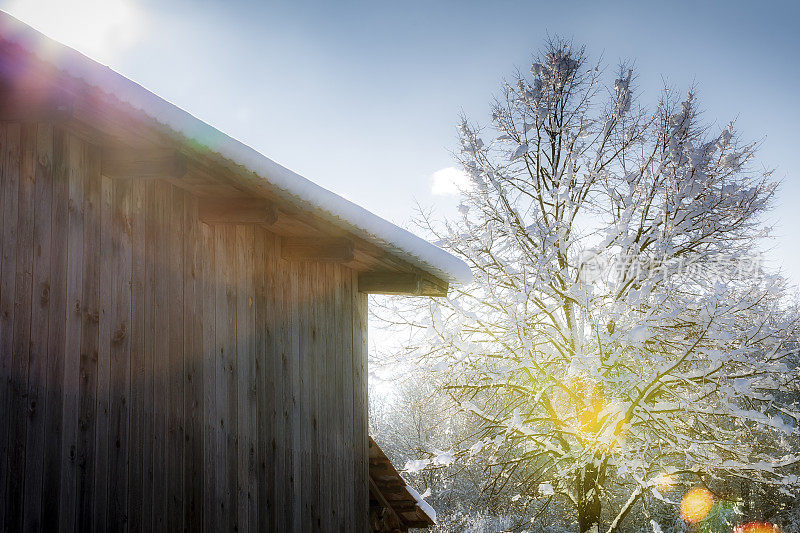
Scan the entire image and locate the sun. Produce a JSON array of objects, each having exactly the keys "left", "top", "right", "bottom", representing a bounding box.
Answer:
[
  {"left": 3, "top": 0, "right": 143, "bottom": 63},
  {"left": 653, "top": 472, "right": 675, "bottom": 492}
]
